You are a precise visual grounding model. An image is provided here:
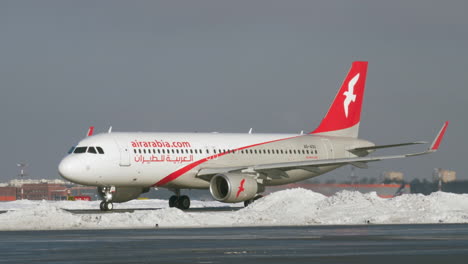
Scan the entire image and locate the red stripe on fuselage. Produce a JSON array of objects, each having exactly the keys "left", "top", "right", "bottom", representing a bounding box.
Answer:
[{"left": 153, "top": 135, "right": 301, "bottom": 187}]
